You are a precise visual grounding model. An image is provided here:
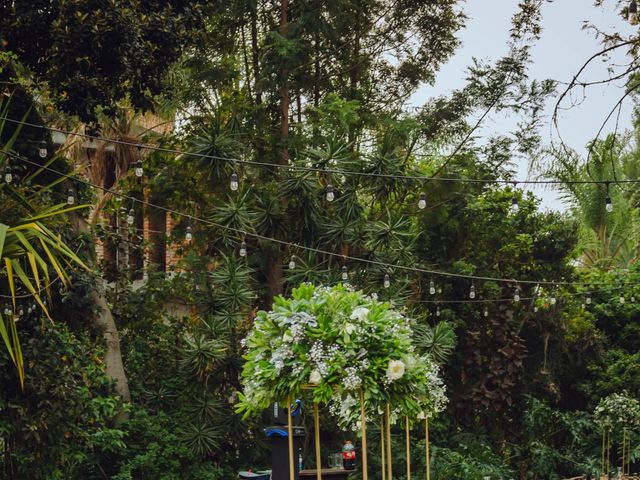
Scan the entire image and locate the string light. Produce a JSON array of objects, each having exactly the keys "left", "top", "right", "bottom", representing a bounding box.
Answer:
[
  {"left": 605, "top": 182, "right": 613, "bottom": 213},
  {"left": 586, "top": 294, "right": 592, "bottom": 305},
  {"left": 630, "top": 0, "right": 638, "bottom": 24},
  {"left": 38, "top": 140, "right": 47, "bottom": 158},
  {"left": 239, "top": 240, "right": 247, "bottom": 257},
  {"left": 469, "top": 284, "right": 476, "bottom": 299},
  {"left": 383, "top": 273, "right": 390, "bottom": 288},
  {"left": 549, "top": 295, "right": 556, "bottom": 306},
  {"left": 326, "top": 184, "right": 335, "bottom": 202},
  {"left": 127, "top": 208, "right": 135, "bottom": 226},
  {"left": 4, "top": 114, "right": 640, "bottom": 188},
  {"left": 8, "top": 148, "right": 640, "bottom": 294},
  {"left": 135, "top": 160, "right": 143, "bottom": 178},
  {"left": 429, "top": 280, "right": 436, "bottom": 295},
  {"left": 483, "top": 307, "right": 488, "bottom": 317},
  {"left": 230, "top": 172, "right": 239, "bottom": 191},
  {"left": 341, "top": 266, "right": 348, "bottom": 280},
  {"left": 288, "top": 255, "right": 296, "bottom": 270},
  {"left": 4, "top": 165, "right": 12, "bottom": 184},
  {"left": 436, "top": 306, "right": 441, "bottom": 317},
  {"left": 186, "top": 225, "right": 193, "bottom": 242},
  {"left": 511, "top": 182, "right": 519, "bottom": 213},
  {"left": 514, "top": 286, "right": 520, "bottom": 303},
  {"left": 66, "top": 189, "right": 75, "bottom": 205},
  {"left": 418, "top": 193, "right": 426, "bottom": 210}
]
